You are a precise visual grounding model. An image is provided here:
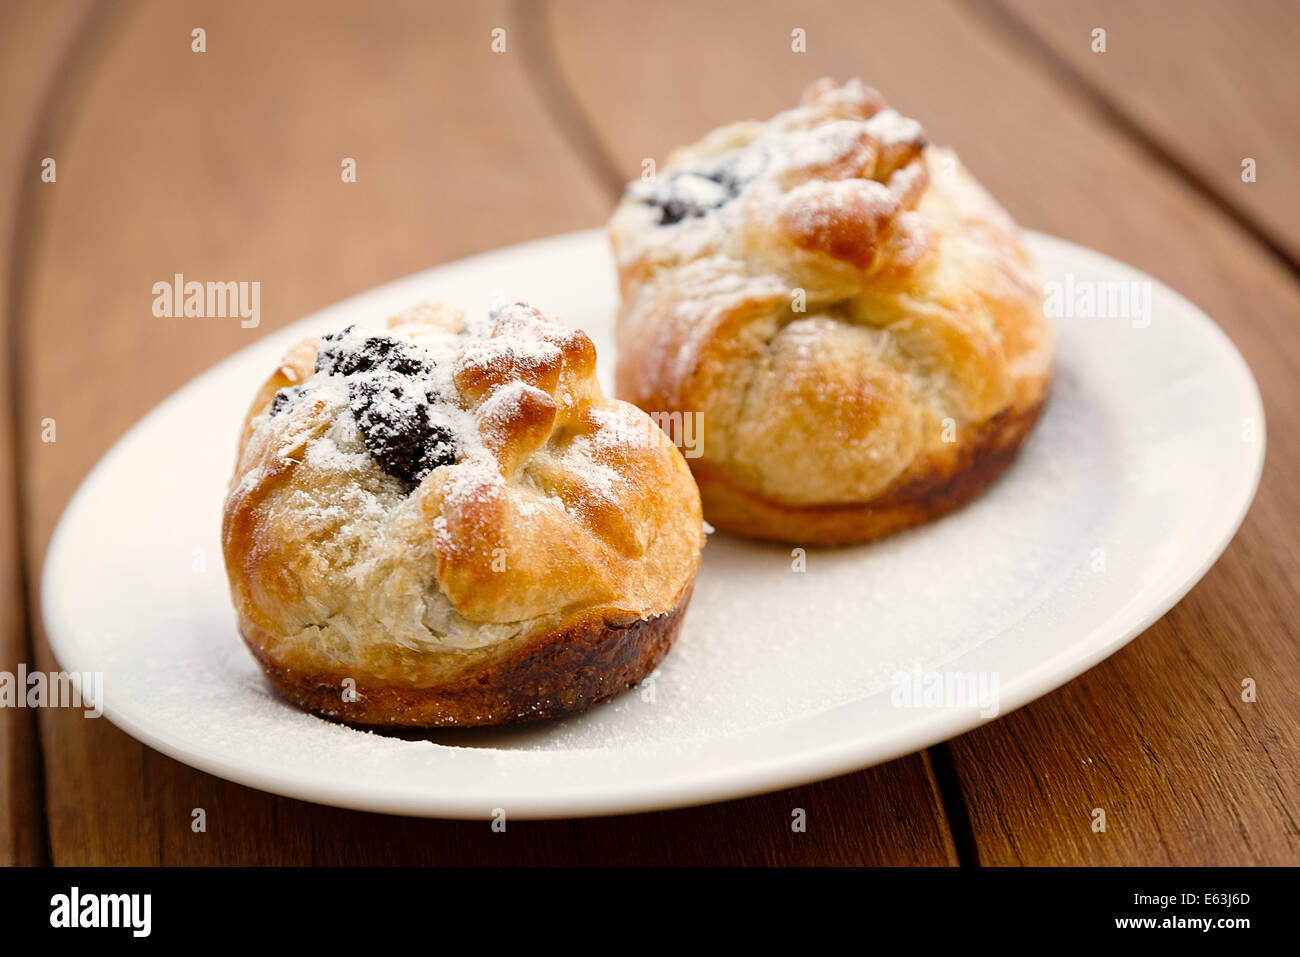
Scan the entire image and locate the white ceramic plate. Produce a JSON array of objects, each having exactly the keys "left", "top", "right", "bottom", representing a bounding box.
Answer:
[{"left": 42, "top": 229, "right": 1264, "bottom": 819}]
